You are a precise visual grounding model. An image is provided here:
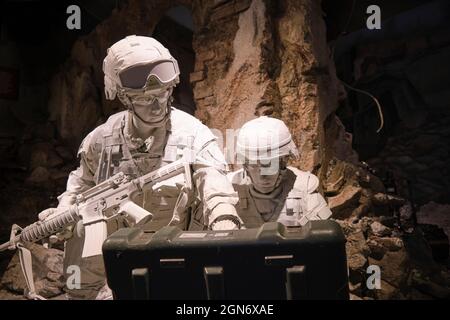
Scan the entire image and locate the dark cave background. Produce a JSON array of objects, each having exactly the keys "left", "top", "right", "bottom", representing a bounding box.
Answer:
[
  {"left": 0, "top": 0, "right": 449, "bottom": 299},
  {"left": 326, "top": 0, "right": 450, "bottom": 206}
]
